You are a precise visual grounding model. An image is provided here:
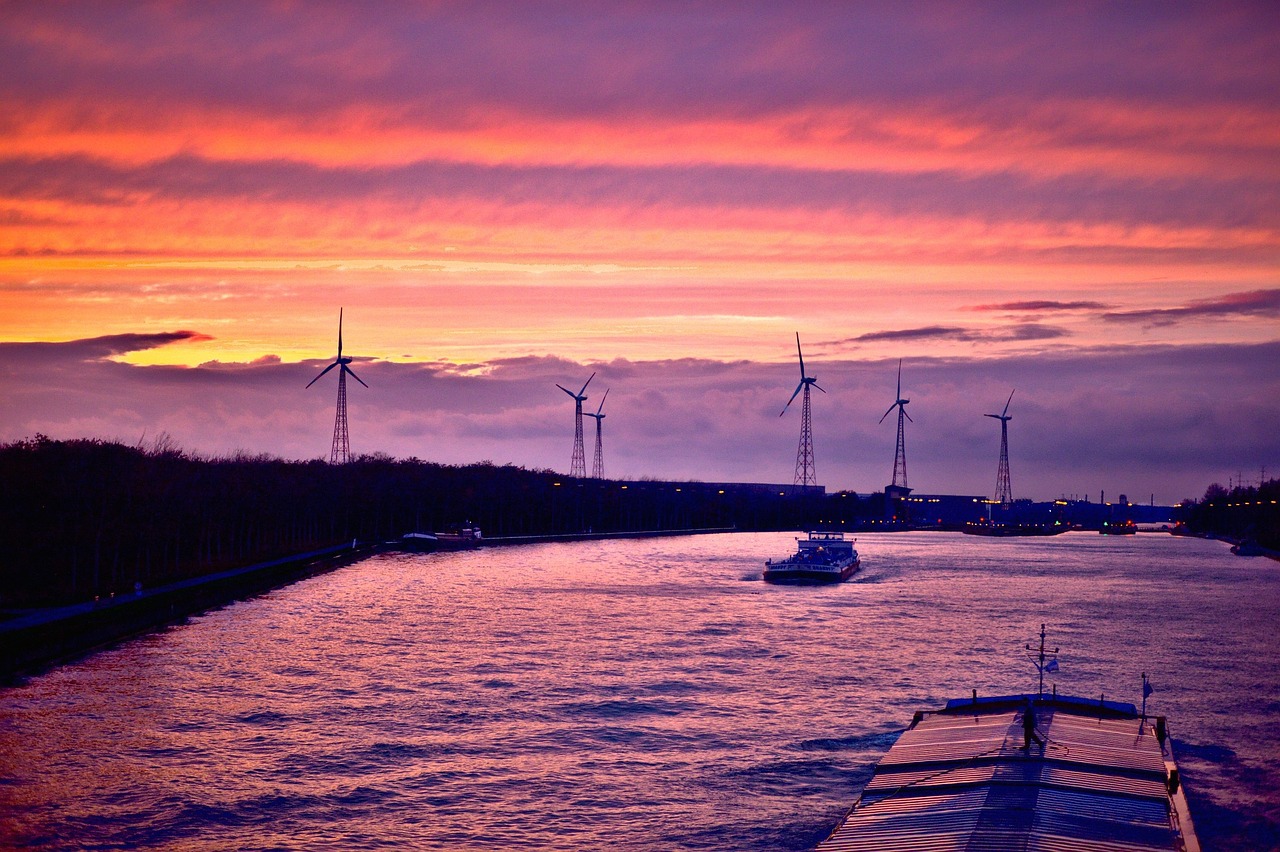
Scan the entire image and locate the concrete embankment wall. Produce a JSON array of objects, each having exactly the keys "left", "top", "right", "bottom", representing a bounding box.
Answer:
[{"left": 0, "top": 542, "right": 378, "bottom": 682}]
